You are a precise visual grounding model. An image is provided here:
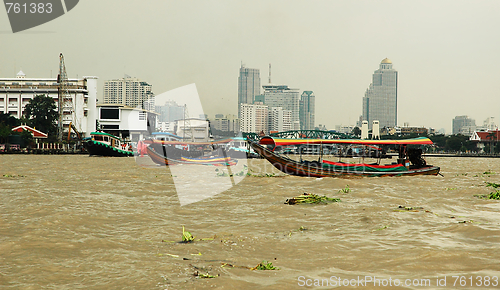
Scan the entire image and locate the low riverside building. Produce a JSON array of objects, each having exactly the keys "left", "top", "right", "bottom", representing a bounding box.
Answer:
[
  {"left": 470, "top": 130, "right": 500, "bottom": 153},
  {"left": 11, "top": 124, "right": 48, "bottom": 140},
  {"left": 0, "top": 71, "right": 98, "bottom": 137},
  {"left": 96, "top": 104, "right": 157, "bottom": 142}
]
